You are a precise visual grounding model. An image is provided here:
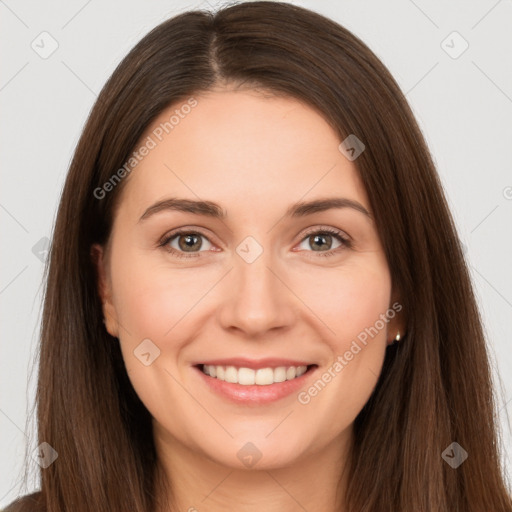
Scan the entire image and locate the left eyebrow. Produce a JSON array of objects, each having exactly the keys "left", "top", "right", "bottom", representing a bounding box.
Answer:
[
  {"left": 138, "top": 196, "right": 372, "bottom": 222},
  {"left": 286, "top": 197, "right": 372, "bottom": 219}
]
